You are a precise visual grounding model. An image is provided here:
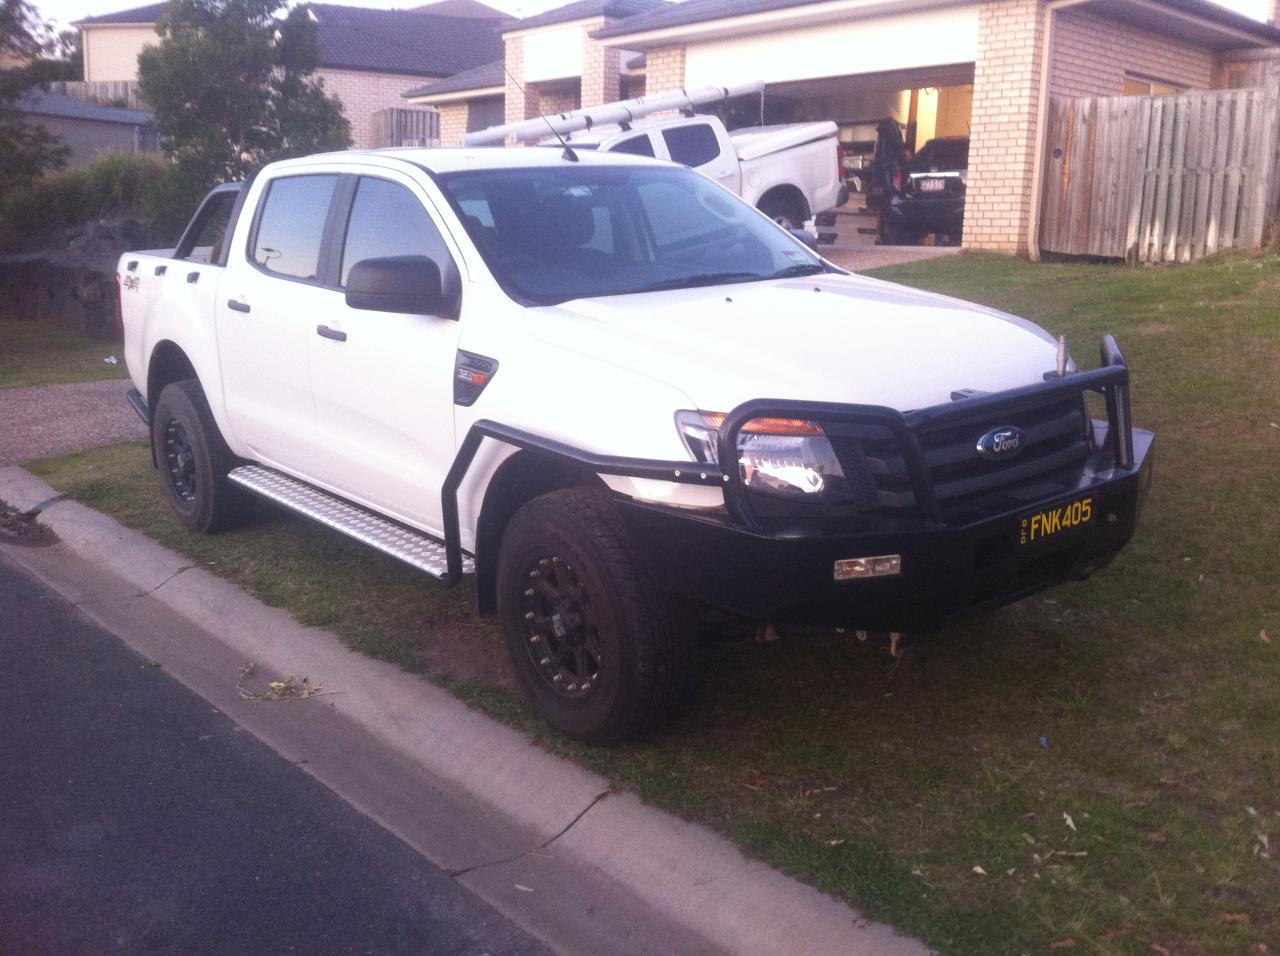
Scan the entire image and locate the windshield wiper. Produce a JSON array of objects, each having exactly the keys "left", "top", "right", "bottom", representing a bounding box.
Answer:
[
  {"left": 636, "top": 272, "right": 764, "bottom": 293},
  {"left": 769, "top": 263, "right": 828, "bottom": 279}
]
